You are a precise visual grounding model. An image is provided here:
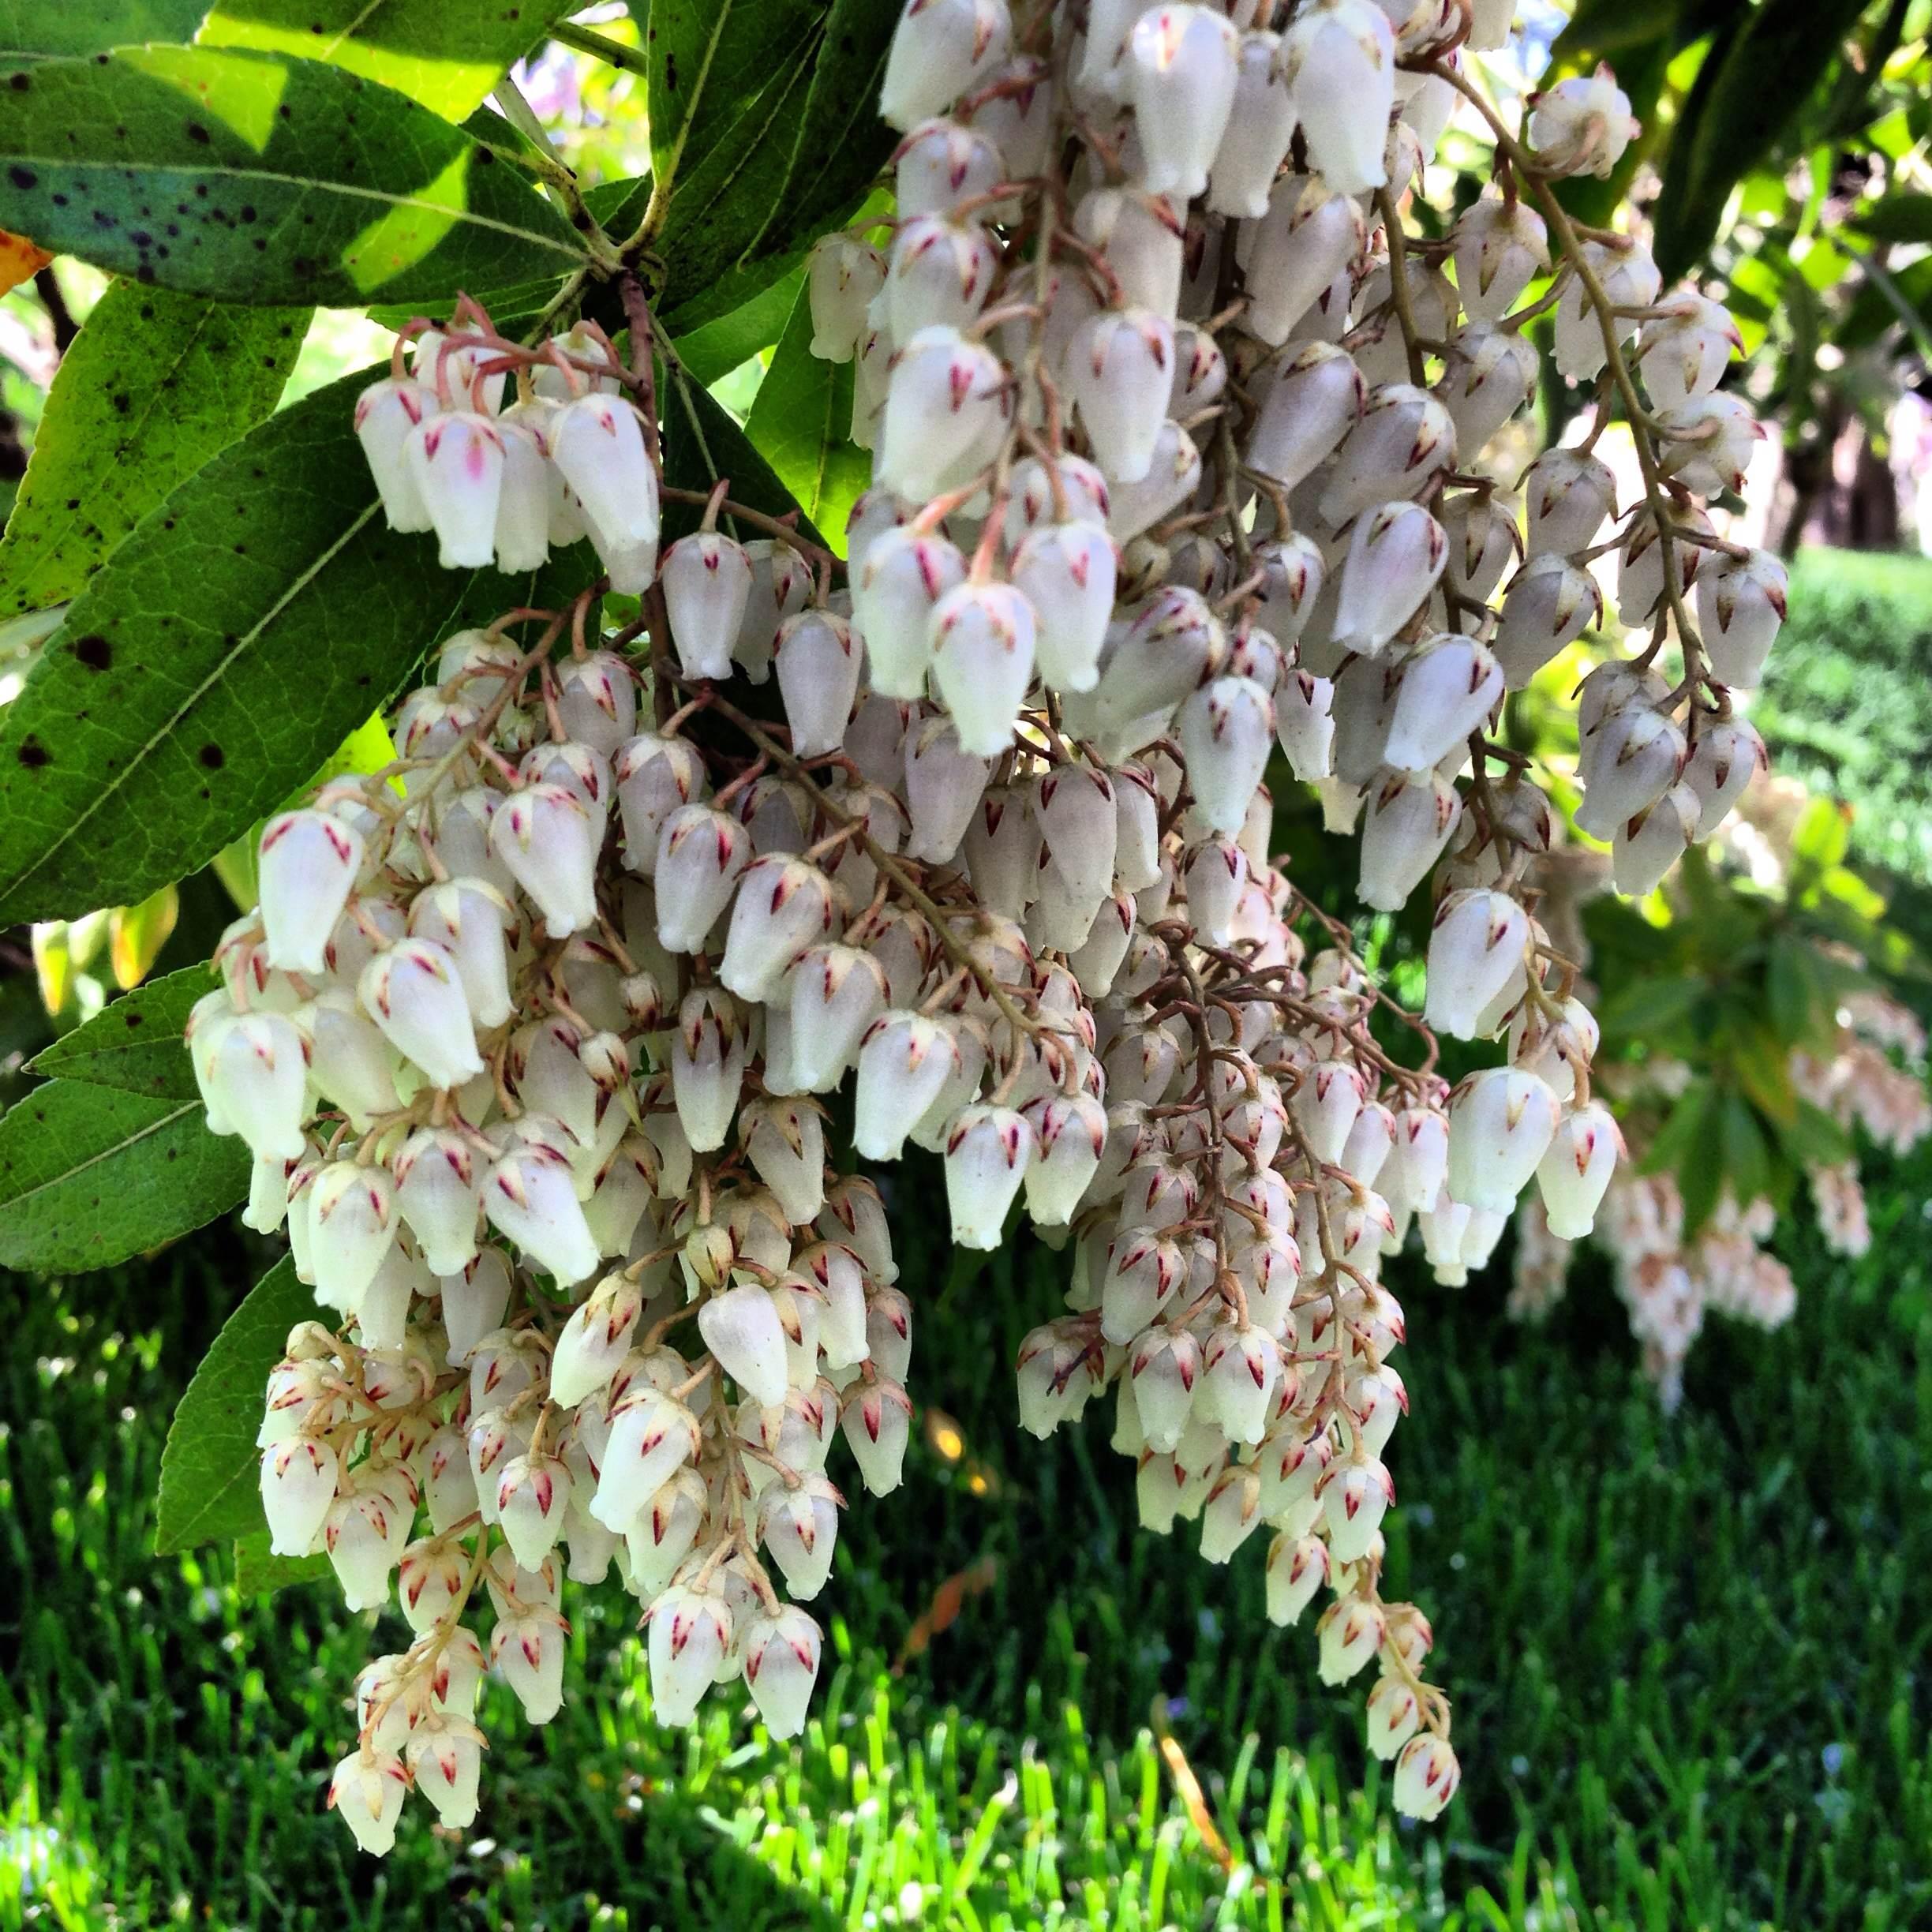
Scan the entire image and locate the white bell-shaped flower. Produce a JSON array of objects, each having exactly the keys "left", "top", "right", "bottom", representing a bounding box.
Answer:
[
  {"left": 1529, "top": 65, "right": 1637, "bottom": 178},
  {"left": 1177, "top": 676, "right": 1274, "bottom": 837},
  {"left": 885, "top": 212, "right": 997, "bottom": 338},
  {"left": 493, "top": 1607, "right": 568, "bottom": 1724},
  {"left": 1282, "top": 0, "right": 1395, "bottom": 196},
  {"left": 930, "top": 579, "right": 1039, "bottom": 754},
  {"left": 852, "top": 526, "right": 966, "bottom": 698},
  {"left": 496, "top": 1451, "right": 572, "bottom": 1570},
  {"left": 660, "top": 530, "right": 754, "bottom": 681},
  {"left": 260, "top": 1436, "right": 338, "bottom": 1556},
  {"left": 489, "top": 782, "right": 601, "bottom": 937},
  {"left": 1380, "top": 633, "right": 1503, "bottom": 773},
  {"left": 1009, "top": 520, "right": 1115, "bottom": 695},
  {"left": 439, "top": 1249, "right": 513, "bottom": 1367},
  {"left": 1681, "top": 717, "right": 1767, "bottom": 838},
  {"left": 550, "top": 394, "right": 659, "bottom": 545},
  {"left": 1208, "top": 28, "right": 1296, "bottom": 217},
  {"left": 758, "top": 1472, "right": 843, "bottom": 1598},
  {"left": 1246, "top": 341, "right": 1365, "bottom": 489},
  {"left": 1275, "top": 668, "right": 1337, "bottom": 781},
  {"left": 1574, "top": 703, "right": 1687, "bottom": 841},
  {"left": 903, "top": 716, "right": 992, "bottom": 861},
  {"left": 879, "top": 0, "right": 1010, "bottom": 129},
  {"left": 392, "top": 1127, "right": 481, "bottom": 1277},
  {"left": 1066, "top": 308, "right": 1175, "bottom": 485},
  {"left": 1265, "top": 1533, "right": 1329, "bottom": 1627},
  {"left": 1451, "top": 194, "right": 1549, "bottom": 323},
  {"left": 1654, "top": 392, "right": 1762, "bottom": 497},
  {"left": 491, "top": 406, "right": 551, "bottom": 574},
  {"left": 1492, "top": 555, "right": 1604, "bottom": 690},
  {"left": 1103, "top": 417, "right": 1201, "bottom": 544},
  {"left": 720, "top": 856, "right": 838, "bottom": 1003},
  {"left": 807, "top": 234, "right": 887, "bottom": 361},
  {"left": 1537, "top": 1101, "right": 1623, "bottom": 1240},
  {"left": 407, "top": 876, "right": 515, "bottom": 1028},
  {"left": 1358, "top": 767, "right": 1462, "bottom": 912},
  {"left": 1439, "top": 322, "right": 1539, "bottom": 455},
  {"left": 1243, "top": 178, "right": 1365, "bottom": 346},
  {"left": 1320, "top": 384, "right": 1457, "bottom": 527},
  {"left": 403, "top": 410, "right": 504, "bottom": 569},
  {"left": 653, "top": 803, "right": 753, "bottom": 952},
  {"left": 775, "top": 608, "right": 862, "bottom": 758},
  {"left": 1393, "top": 1734, "right": 1462, "bottom": 1822},
  {"left": 1636, "top": 292, "right": 1743, "bottom": 406},
  {"left": 201, "top": 1009, "right": 309, "bottom": 1159},
  {"left": 1320, "top": 1455, "right": 1394, "bottom": 1563},
  {"left": 1073, "top": 186, "right": 1185, "bottom": 320},
  {"left": 1521, "top": 447, "right": 1616, "bottom": 558},
  {"left": 670, "top": 987, "right": 748, "bottom": 1153},
  {"left": 591, "top": 1387, "right": 700, "bottom": 1531},
  {"left": 482, "top": 1142, "right": 599, "bottom": 1285},
  {"left": 354, "top": 376, "right": 435, "bottom": 531},
  {"left": 1331, "top": 501, "right": 1447, "bottom": 657},
  {"left": 854, "top": 1010, "right": 962, "bottom": 1161},
  {"left": 1316, "top": 1595, "right": 1386, "bottom": 1684},
  {"left": 1612, "top": 781, "right": 1700, "bottom": 897},
  {"left": 307, "top": 1159, "right": 399, "bottom": 1313},
  {"left": 328, "top": 1750, "right": 406, "bottom": 1857},
  {"left": 1447, "top": 1065, "right": 1560, "bottom": 1214},
  {"left": 406, "top": 1717, "right": 485, "bottom": 1831},
  {"left": 615, "top": 732, "right": 707, "bottom": 877},
  {"left": 878, "top": 324, "right": 1011, "bottom": 500},
  {"left": 549, "top": 1274, "right": 643, "bottom": 1410},
  {"left": 258, "top": 810, "right": 362, "bottom": 975},
  {"left": 1695, "top": 547, "right": 1787, "bottom": 689},
  {"left": 943, "top": 1103, "right": 1034, "bottom": 1249},
  {"left": 1125, "top": 5, "right": 1241, "bottom": 201},
  {"left": 788, "top": 945, "right": 889, "bottom": 1093},
  {"left": 1424, "top": 889, "right": 1529, "bottom": 1039},
  {"left": 743, "top": 1605, "right": 823, "bottom": 1739}
]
